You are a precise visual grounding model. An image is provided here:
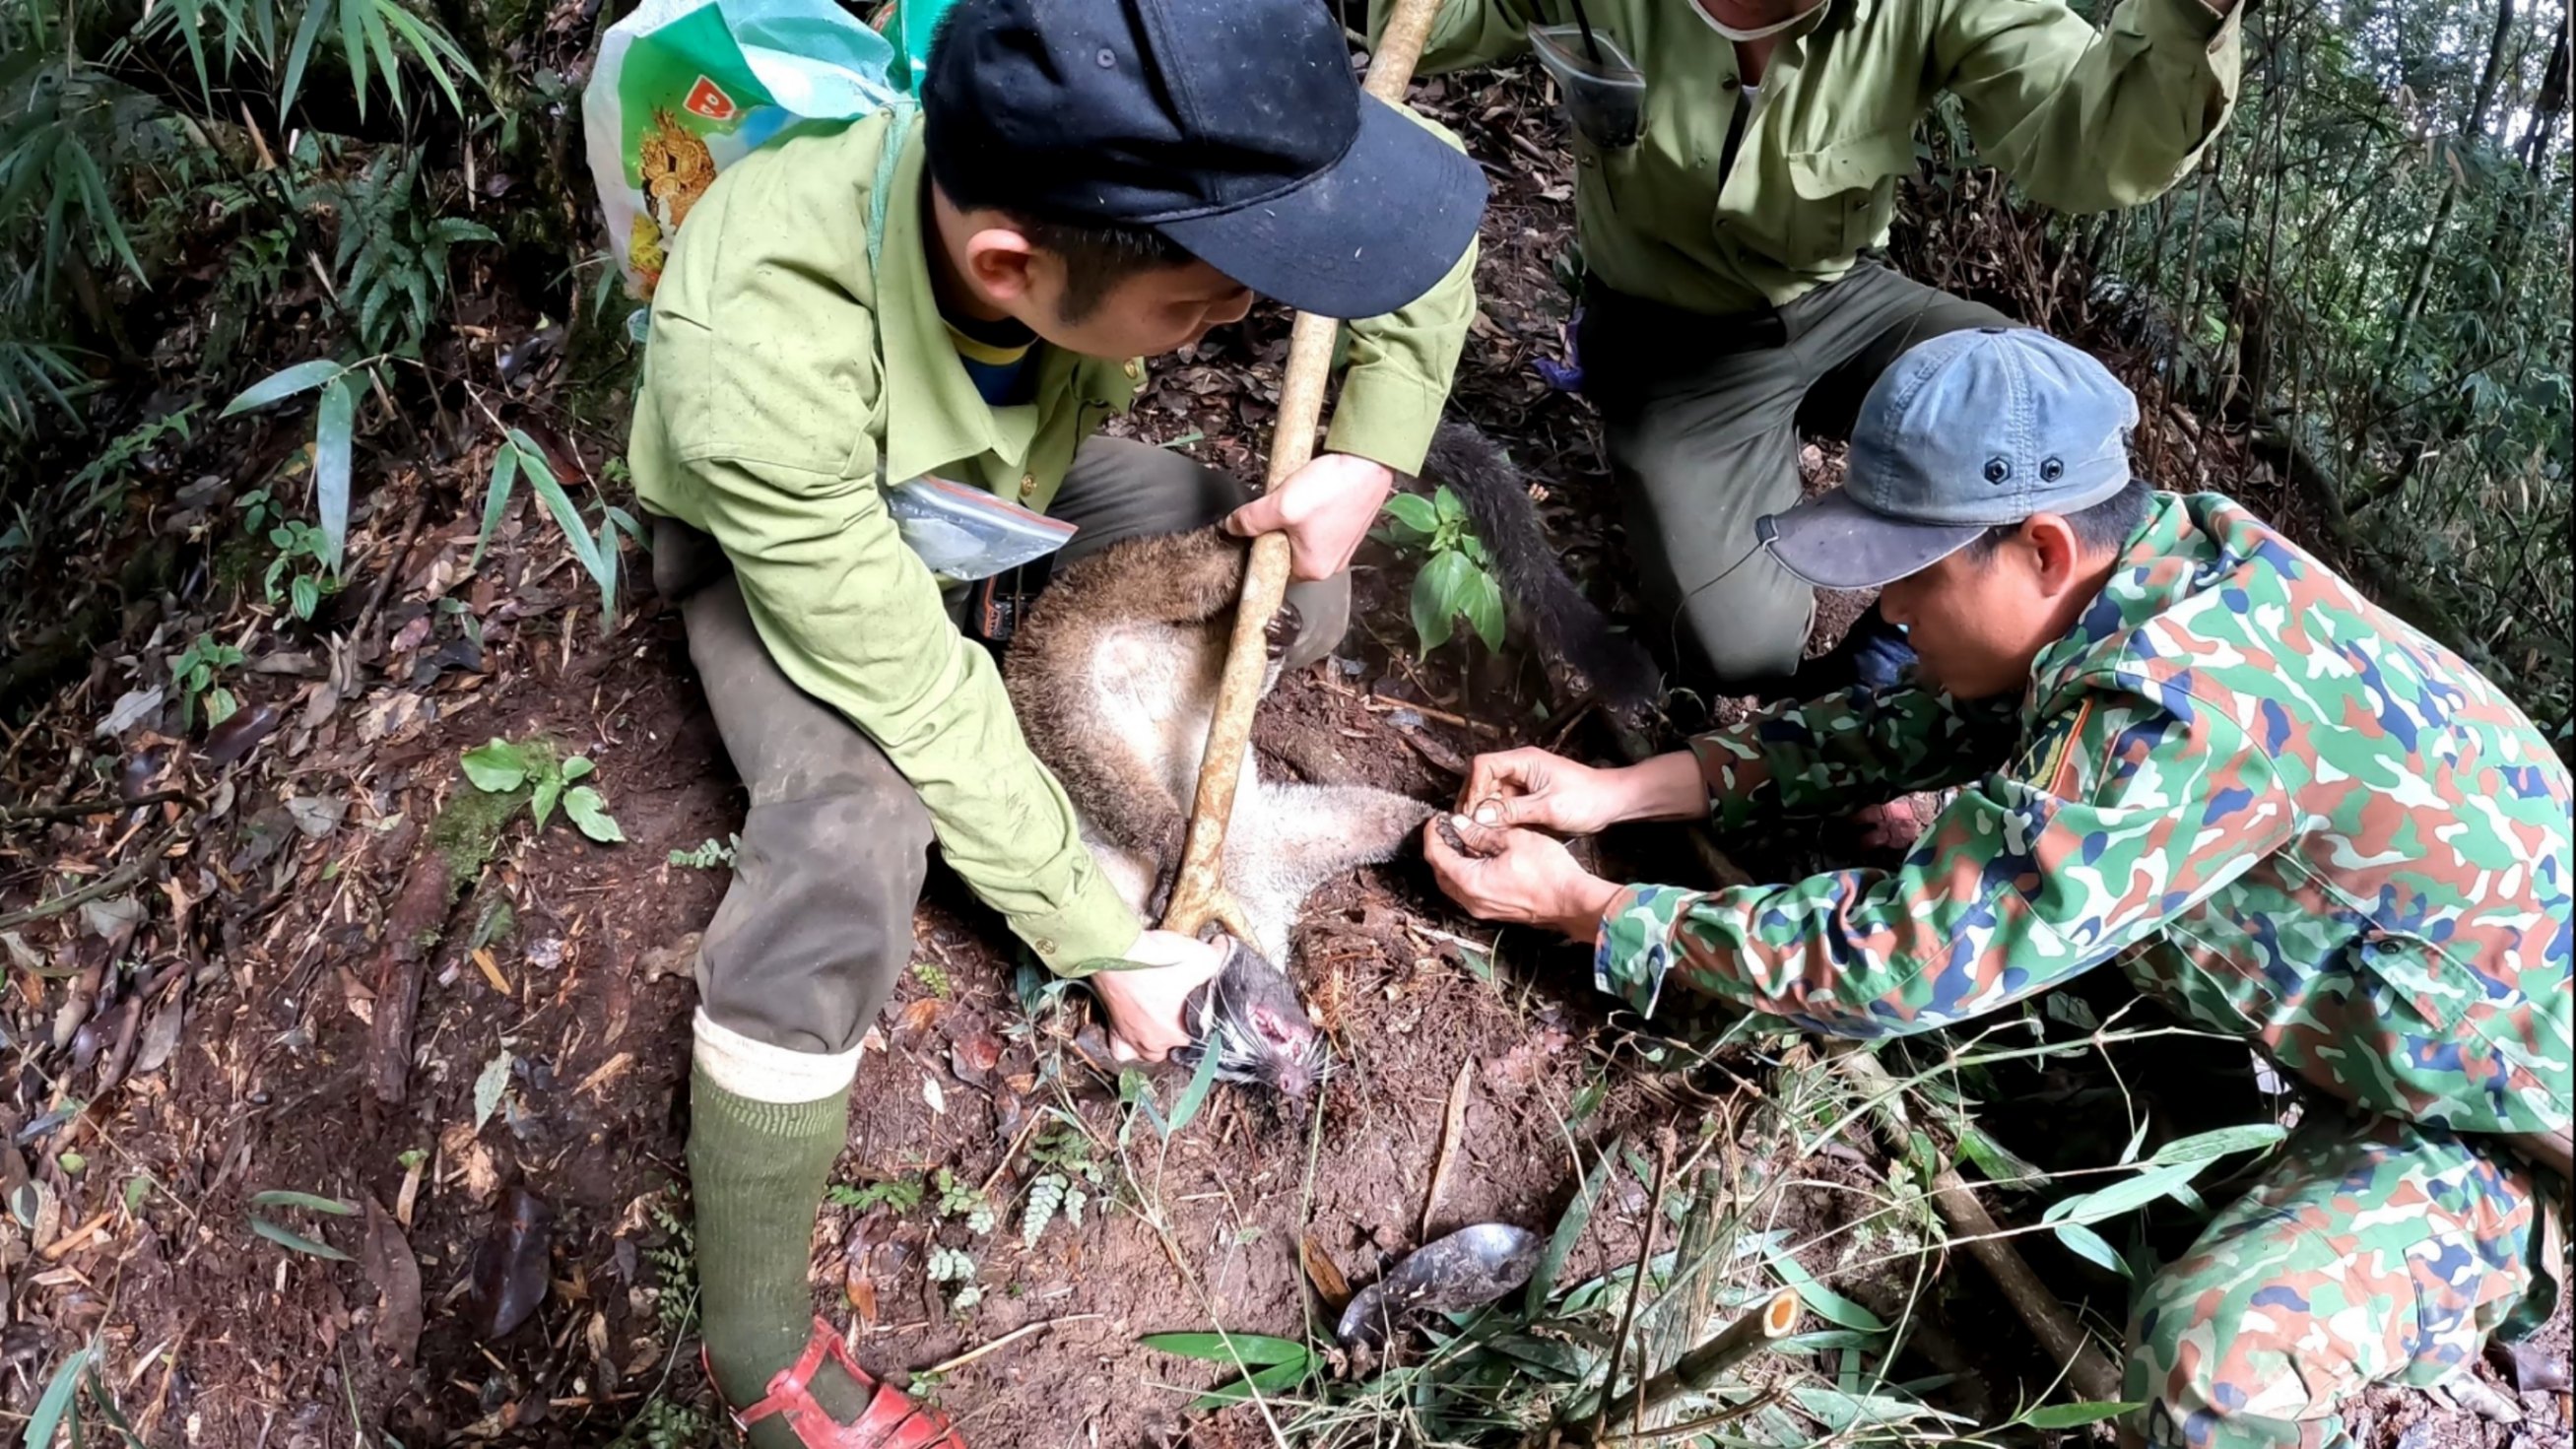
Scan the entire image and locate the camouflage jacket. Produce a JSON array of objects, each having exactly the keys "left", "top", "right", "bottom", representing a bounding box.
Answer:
[{"left": 1596, "top": 492, "right": 2573, "bottom": 1140}]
